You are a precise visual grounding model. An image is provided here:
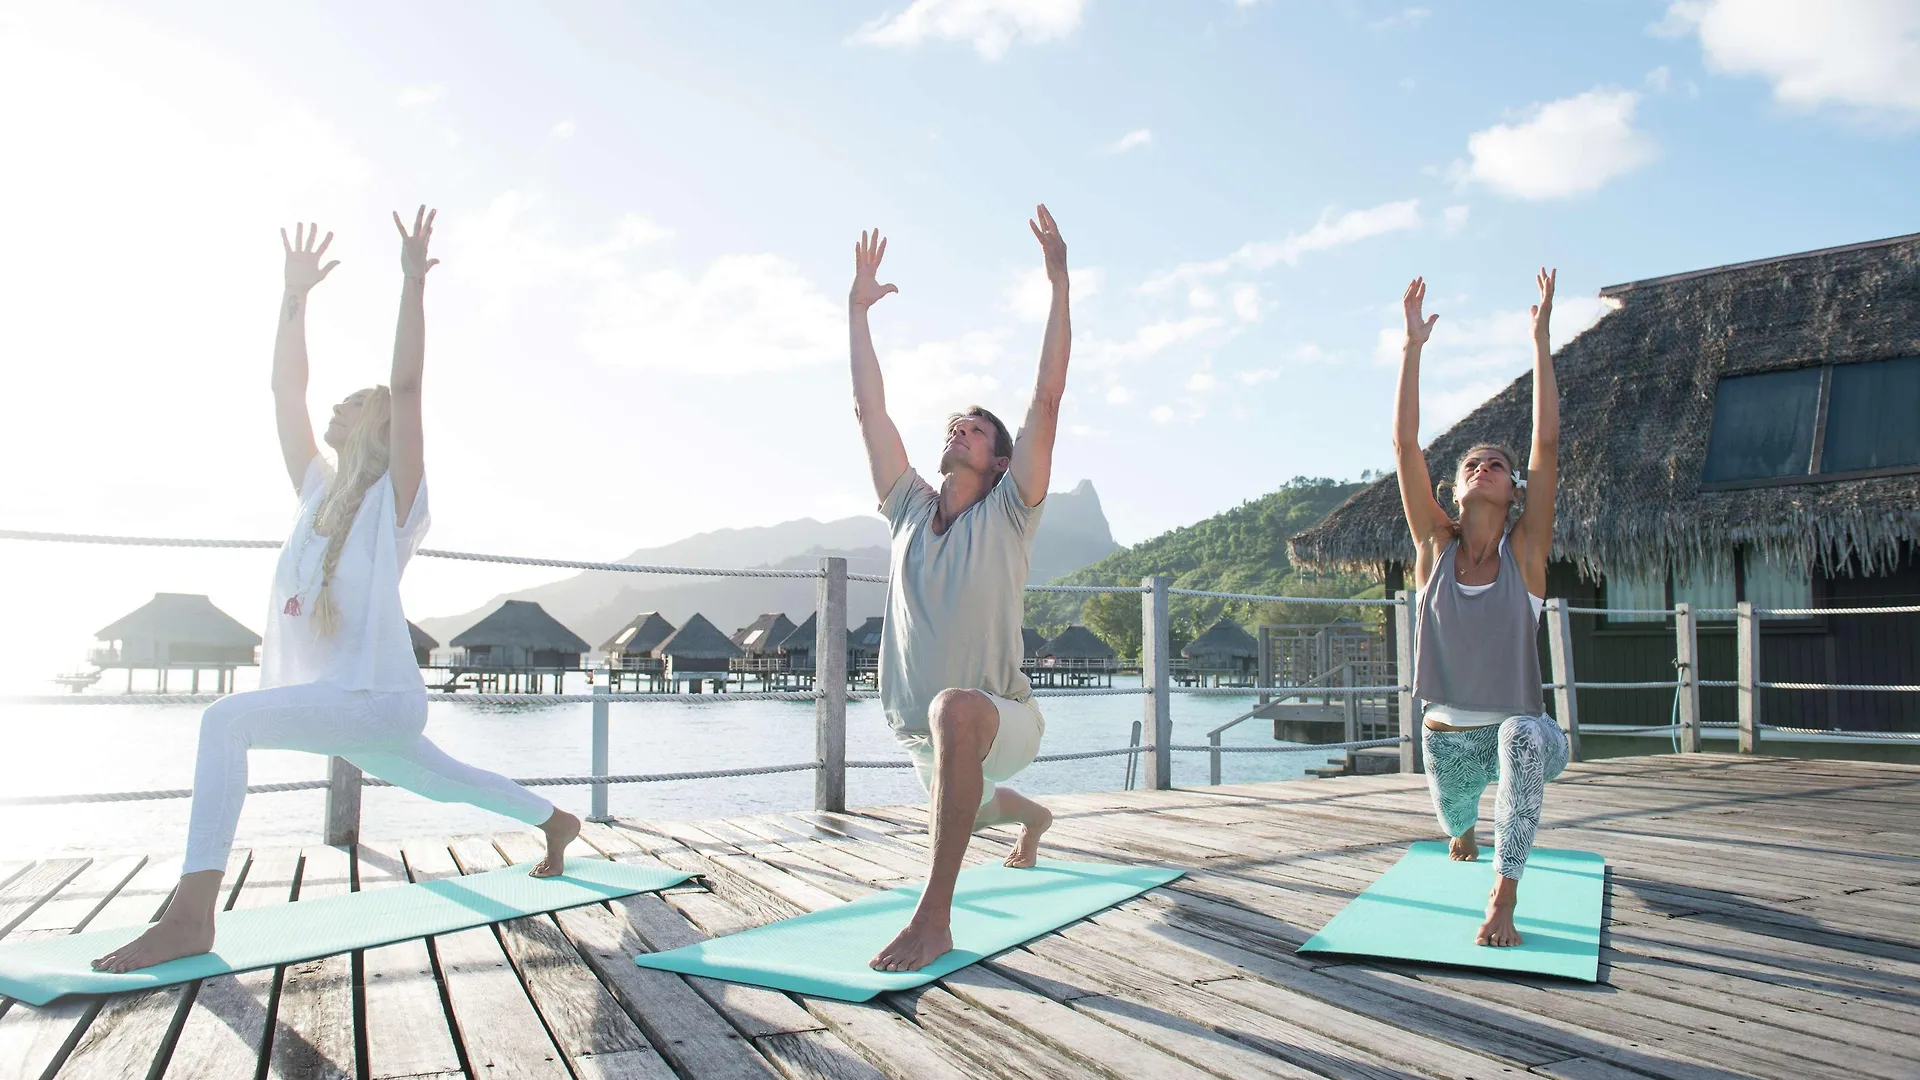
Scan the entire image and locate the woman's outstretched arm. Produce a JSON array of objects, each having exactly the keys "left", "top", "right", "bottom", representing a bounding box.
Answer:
[
  {"left": 1394, "top": 277, "right": 1453, "bottom": 590},
  {"left": 1513, "top": 268, "right": 1559, "bottom": 594},
  {"left": 389, "top": 206, "right": 437, "bottom": 520},
  {"left": 272, "top": 224, "right": 338, "bottom": 490}
]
